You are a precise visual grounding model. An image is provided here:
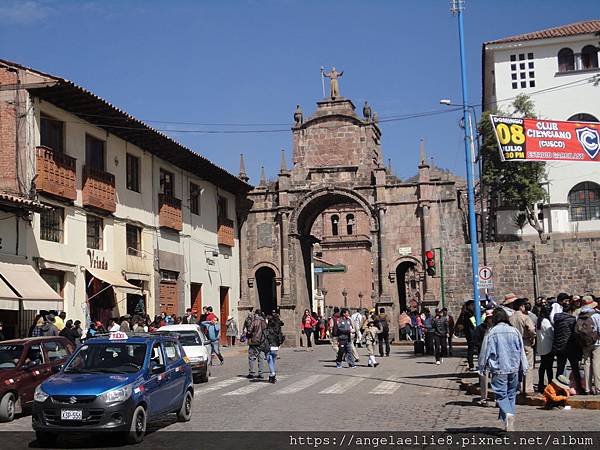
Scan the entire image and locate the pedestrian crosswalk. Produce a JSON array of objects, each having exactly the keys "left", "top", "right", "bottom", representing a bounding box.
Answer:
[{"left": 198, "top": 373, "right": 404, "bottom": 397}]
